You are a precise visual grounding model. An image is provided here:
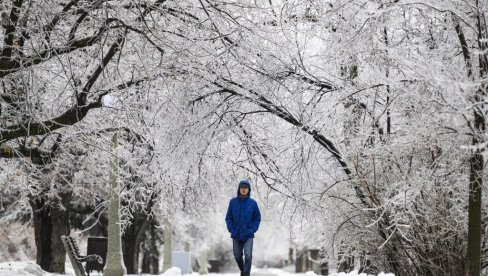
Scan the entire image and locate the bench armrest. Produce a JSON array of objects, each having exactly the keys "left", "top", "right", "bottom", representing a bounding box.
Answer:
[{"left": 76, "top": 254, "right": 103, "bottom": 264}]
